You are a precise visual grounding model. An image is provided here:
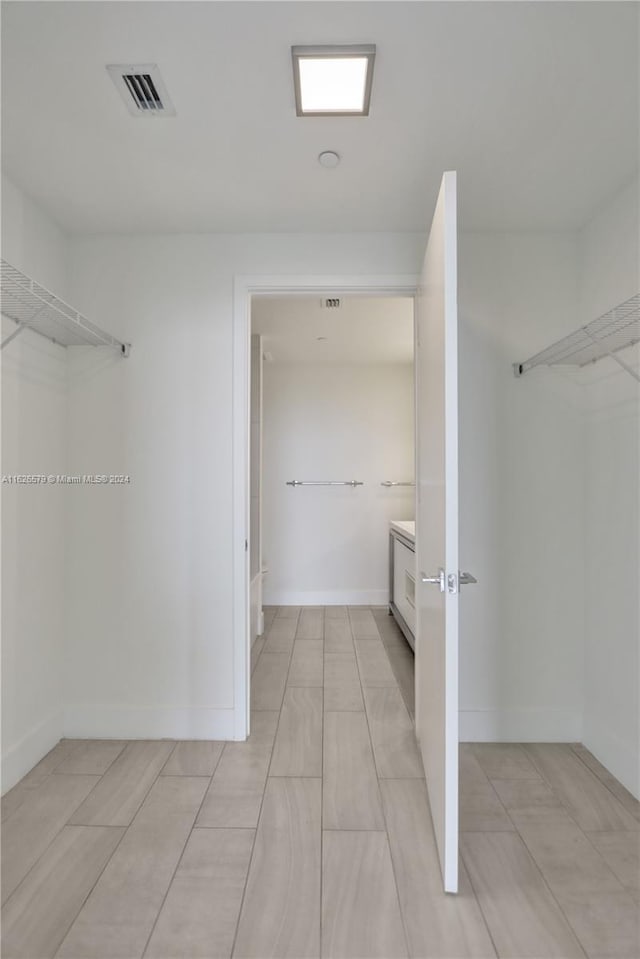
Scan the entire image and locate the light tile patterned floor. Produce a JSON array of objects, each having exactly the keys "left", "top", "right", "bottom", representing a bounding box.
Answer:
[{"left": 2, "top": 606, "right": 639, "bottom": 958}]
